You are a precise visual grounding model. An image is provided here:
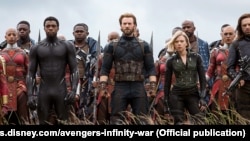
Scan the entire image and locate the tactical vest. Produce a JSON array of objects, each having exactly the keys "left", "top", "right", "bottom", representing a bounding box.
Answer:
[
  {"left": 112, "top": 37, "right": 145, "bottom": 81},
  {"left": 172, "top": 53, "right": 198, "bottom": 88},
  {"left": 112, "top": 37, "right": 144, "bottom": 55}
]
